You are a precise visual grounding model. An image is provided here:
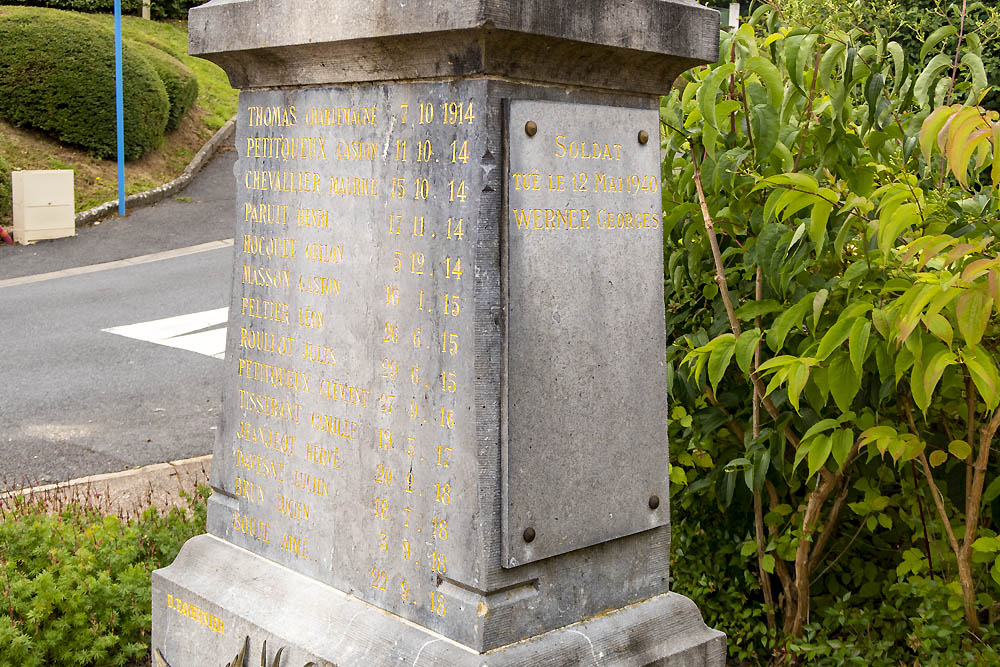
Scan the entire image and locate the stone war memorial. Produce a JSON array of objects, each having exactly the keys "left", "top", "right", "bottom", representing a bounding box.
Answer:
[{"left": 152, "top": 0, "right": 726, "bottom": 664}]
